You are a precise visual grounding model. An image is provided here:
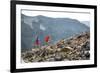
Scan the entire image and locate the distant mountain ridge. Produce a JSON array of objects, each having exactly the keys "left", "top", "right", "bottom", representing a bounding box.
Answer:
[
  {"left": 21, "top": 14, "right": 90, "bottom": 51},
  {"left": 82, "top": 21, "right": 90, "bottom": 27}
]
